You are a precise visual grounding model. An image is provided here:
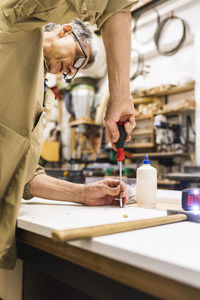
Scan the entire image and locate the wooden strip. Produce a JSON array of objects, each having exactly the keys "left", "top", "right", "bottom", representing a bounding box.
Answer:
[{"left": 52, "top": 214, "right": 187, "bottom": 242}]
